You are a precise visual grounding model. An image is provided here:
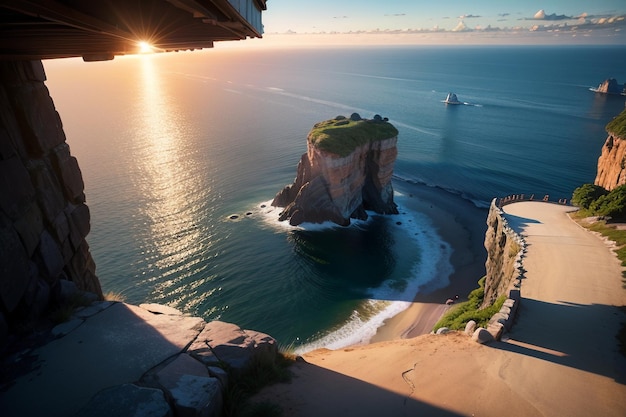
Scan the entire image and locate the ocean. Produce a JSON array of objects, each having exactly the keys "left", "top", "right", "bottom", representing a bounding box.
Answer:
[{"left": 43, "top": 45, "right": 626, "bottom": 351}]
